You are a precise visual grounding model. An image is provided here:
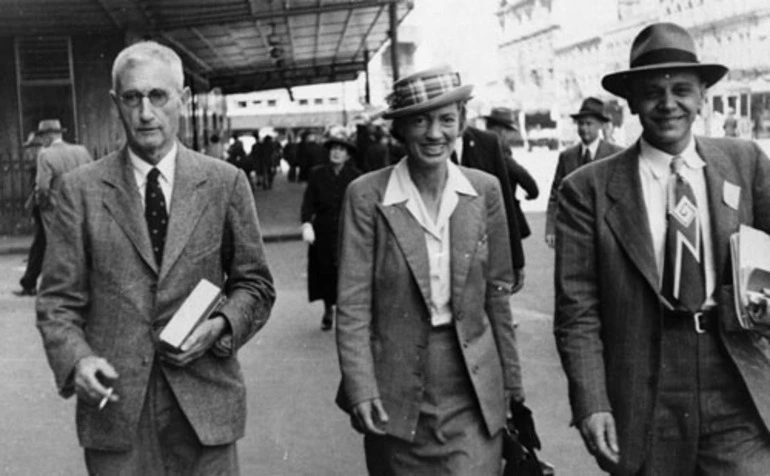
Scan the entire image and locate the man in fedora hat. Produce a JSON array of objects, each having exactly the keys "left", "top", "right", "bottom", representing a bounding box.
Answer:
[
  {"left": 544, "top": 97, "right": 622, "bottom": 248},
  {"left": 484, "top": 106, "right": 539, "bottom": 240},
  {"left": 554, "top": 22, "right": 770, "bottom": 475},
  {"left": 13, "top": 119, "right": 92, "bottom": 296},
  {"left": 34, "top": 119, "right": 93, "bottom": 231}
]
